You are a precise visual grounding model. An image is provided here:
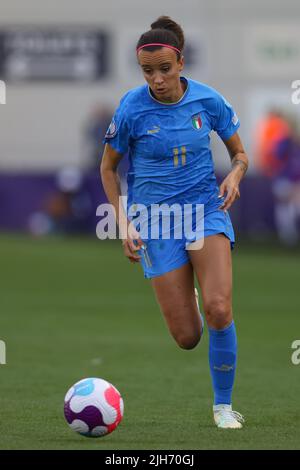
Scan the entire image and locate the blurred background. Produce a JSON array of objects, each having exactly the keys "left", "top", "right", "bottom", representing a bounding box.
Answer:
[{"left": 0, "top": 0, "right": 300, "bottom": 245}]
